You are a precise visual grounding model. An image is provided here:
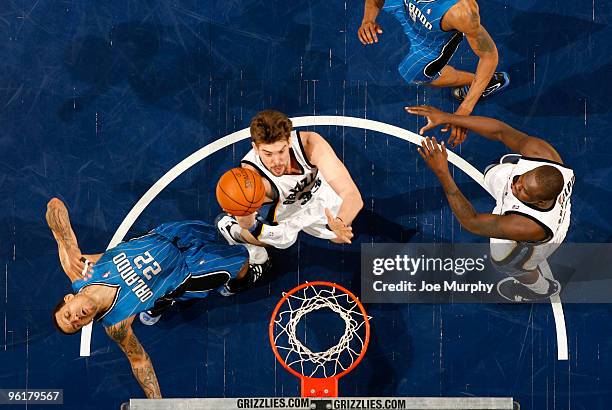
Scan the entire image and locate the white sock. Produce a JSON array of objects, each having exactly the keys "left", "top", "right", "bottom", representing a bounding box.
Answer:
[{"left": 523, "top": 273, "right": 550, "bottom": 294}]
